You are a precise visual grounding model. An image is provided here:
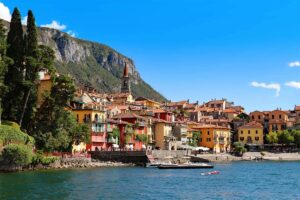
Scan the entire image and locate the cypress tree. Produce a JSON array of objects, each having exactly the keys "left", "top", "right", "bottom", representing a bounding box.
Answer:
[
  {"left": 26, "top": 10, "right": 38, "bottom": 57},
  {"left": 19, "top": 10, "right": 39, "bottom": 127},
  {"left": 3, "top": 8, "right": 25, "bottom": 122},
  {"left": 0, "top": 20, "right": 8, "bottom": 124}
]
